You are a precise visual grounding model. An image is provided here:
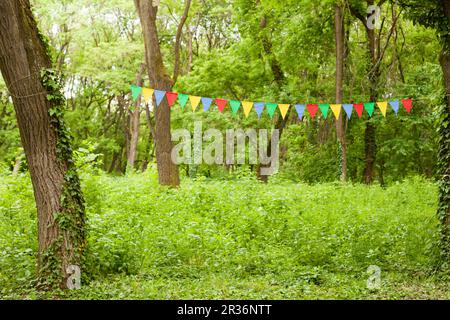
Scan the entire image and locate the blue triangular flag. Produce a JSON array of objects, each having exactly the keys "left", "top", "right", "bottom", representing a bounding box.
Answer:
[
  {"left": 154, "top": 90, "right": 166, "bottom": 107},
  {"left": 294, "top": 104, "right": 306, "bottom": 119},
  {"left": 201, "top": 97, "right": 213, "bottom": 112},
  {"left": 343, "top": 104, "right": 353, "bottom": 119},
  {"left": 254, "top": 102, "right": 265, "bottom": 118},
  {"left": 389, "top": 100, "right": 400, "bottom": 115}
]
